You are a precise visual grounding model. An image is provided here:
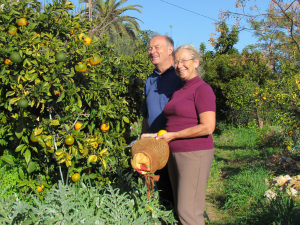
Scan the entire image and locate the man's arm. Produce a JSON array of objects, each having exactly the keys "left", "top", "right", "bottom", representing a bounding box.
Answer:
[{"left": 141, "top": 117, "right": 149, "bottom": 134}]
